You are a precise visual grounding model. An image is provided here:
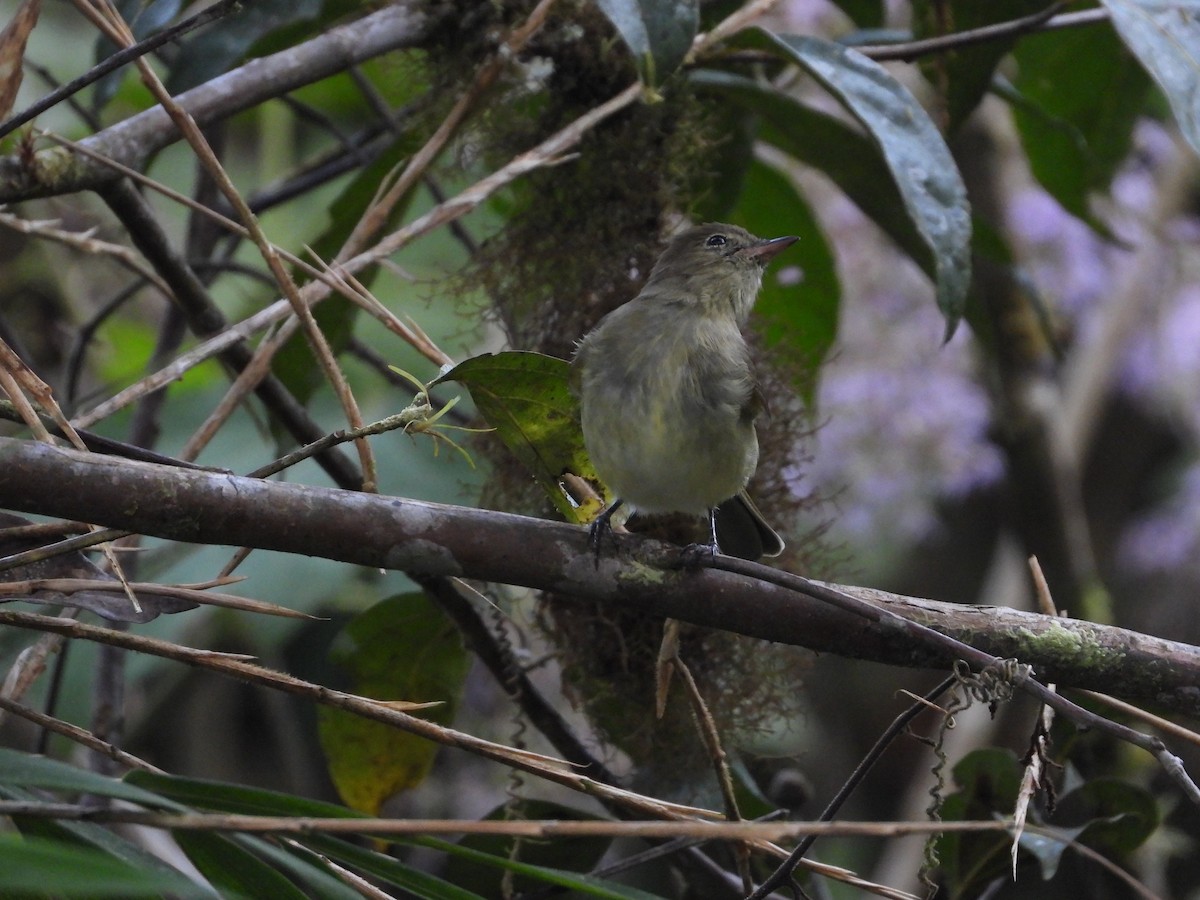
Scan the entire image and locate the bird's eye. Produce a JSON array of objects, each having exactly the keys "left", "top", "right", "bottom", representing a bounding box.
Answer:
[{"left": 705, "top": 234, "right": 728, "bottom": 247}]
